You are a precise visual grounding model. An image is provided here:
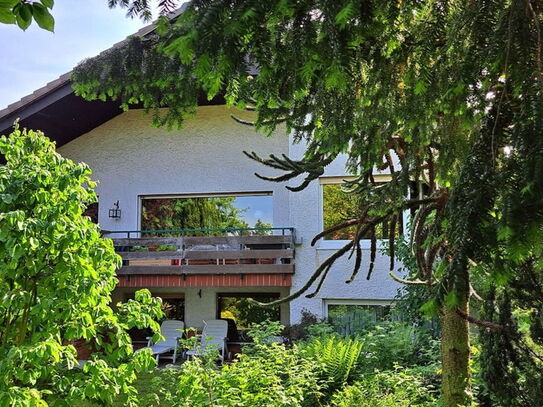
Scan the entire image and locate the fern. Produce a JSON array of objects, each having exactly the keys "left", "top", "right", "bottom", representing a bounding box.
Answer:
[
  {"left": 302, "top": 336, "right": 364, "bottom": 392},
  {"left": 335, "top": 1, "right": 356, "bottom": 30}
]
